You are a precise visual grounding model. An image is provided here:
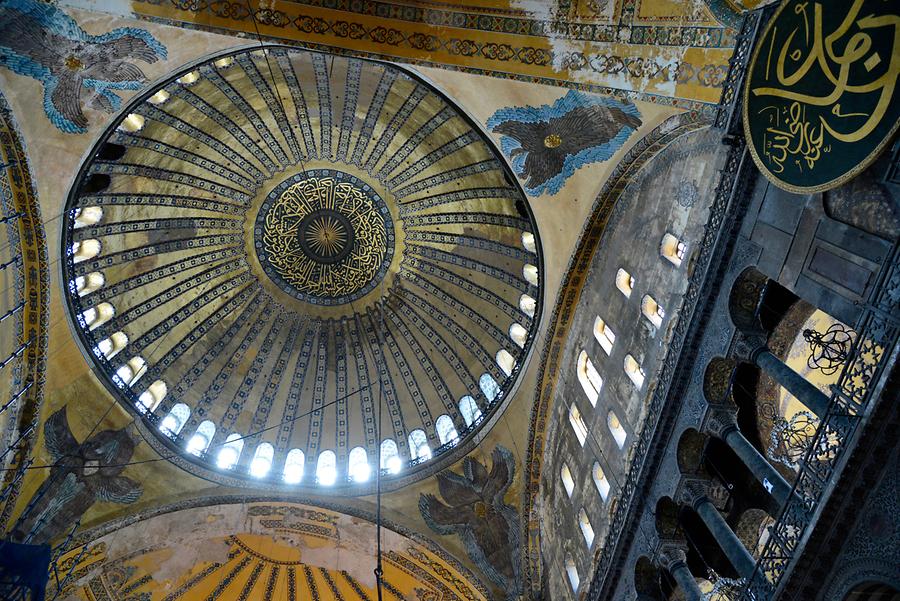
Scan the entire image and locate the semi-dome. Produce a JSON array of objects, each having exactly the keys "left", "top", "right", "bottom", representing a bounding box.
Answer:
[{"left": 60, "top": 46, "right": 542, "bottom": 491}]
